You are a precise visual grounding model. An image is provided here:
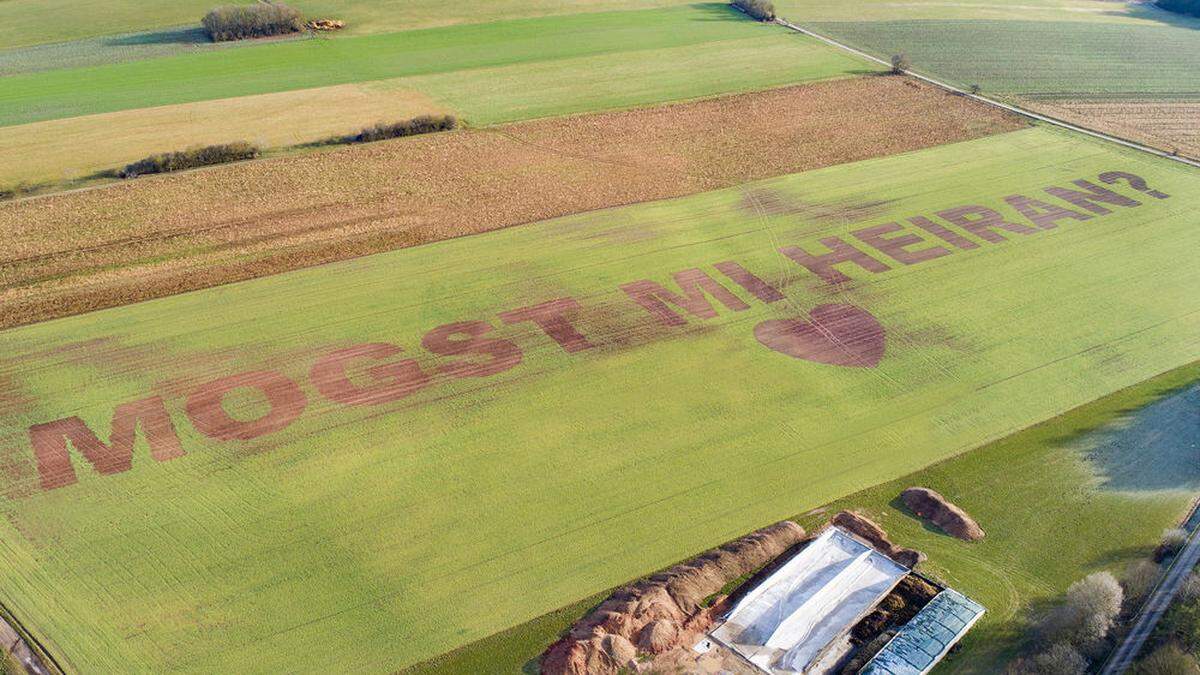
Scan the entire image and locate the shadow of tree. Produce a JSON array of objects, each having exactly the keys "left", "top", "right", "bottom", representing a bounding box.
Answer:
[
  {"left": 103, "top": 26, "right": 211, "bottom": 47},
  {"left": 1077, "top": 385, "right": 1200, "bottom": 494},
  {"left": 1103, "top": 3, "right": 1200, "bottom": 29}
]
